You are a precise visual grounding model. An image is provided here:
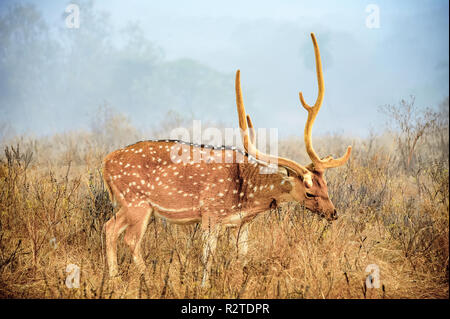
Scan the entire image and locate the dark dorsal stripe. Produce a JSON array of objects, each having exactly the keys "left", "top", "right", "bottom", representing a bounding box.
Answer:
[{"left": 125, "top": 139, "right": 252, "bottom": 159}]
